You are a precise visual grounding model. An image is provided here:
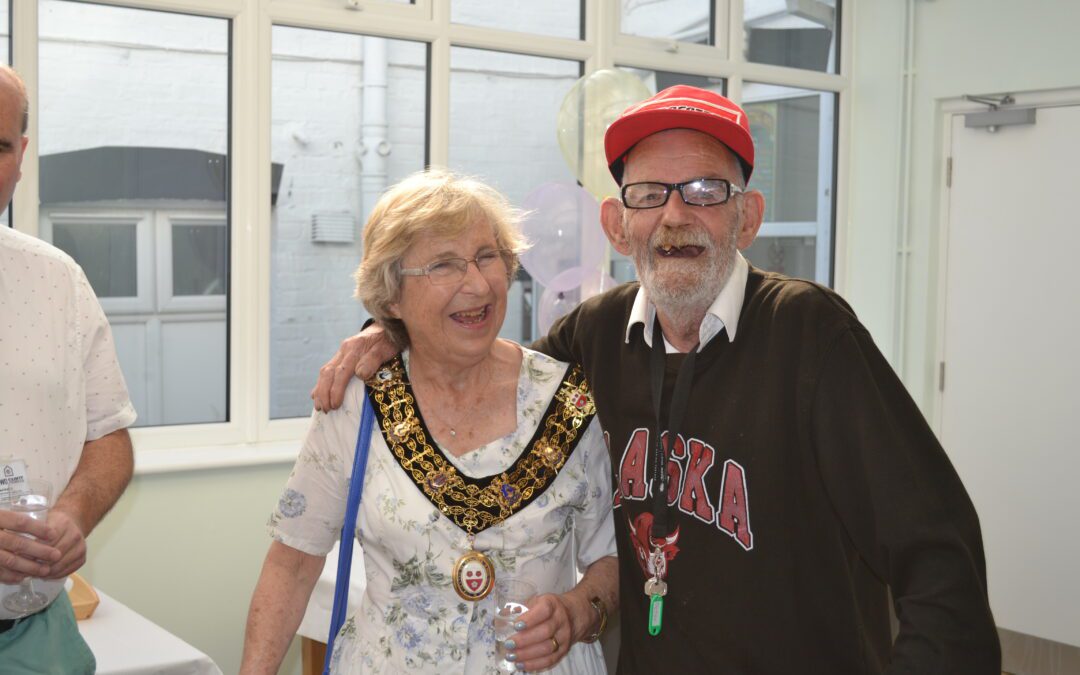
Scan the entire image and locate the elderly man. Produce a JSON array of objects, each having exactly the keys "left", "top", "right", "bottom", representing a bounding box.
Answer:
[
  {"left": 0, "top": 65, "right": 136, "bottom": 674},
  {"left": 312, "top": 85, "right": 1000, "bottom": 673}
]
